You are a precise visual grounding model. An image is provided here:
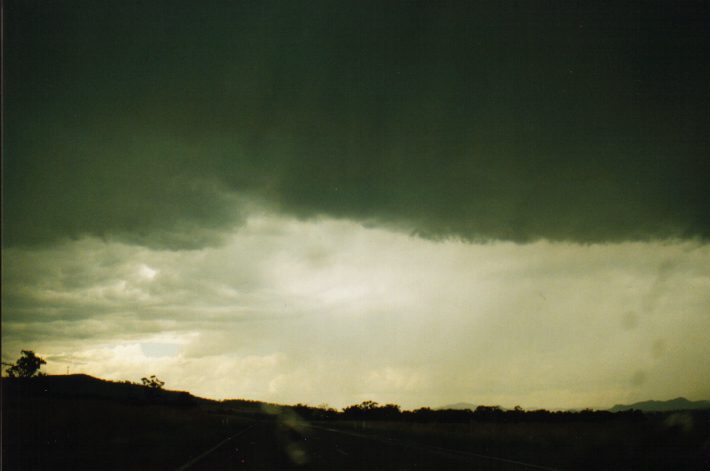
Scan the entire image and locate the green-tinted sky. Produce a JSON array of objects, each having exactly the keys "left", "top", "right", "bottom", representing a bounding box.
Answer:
[{"left": 3, "top": 1, "right": 709, "bottom": 408}]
